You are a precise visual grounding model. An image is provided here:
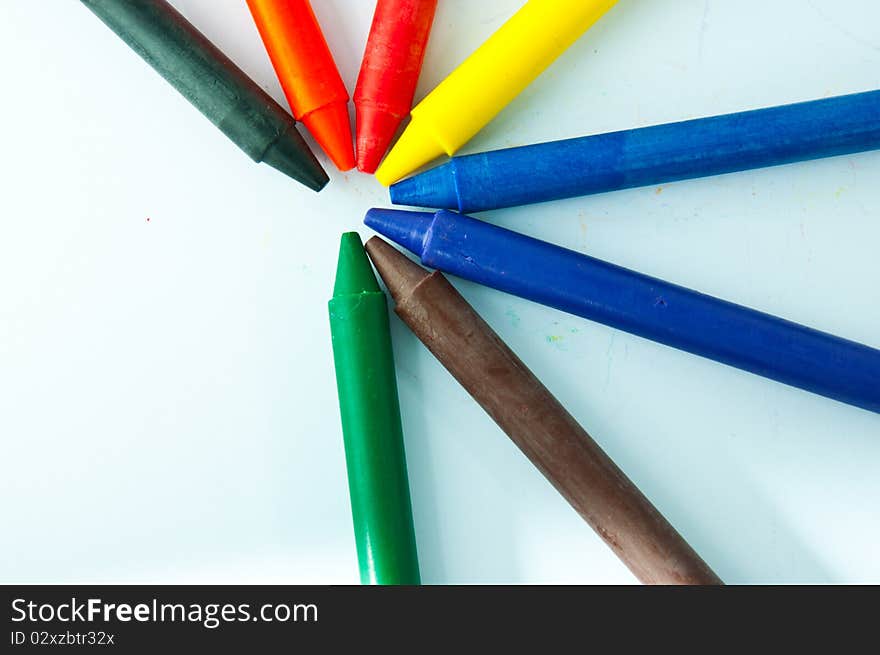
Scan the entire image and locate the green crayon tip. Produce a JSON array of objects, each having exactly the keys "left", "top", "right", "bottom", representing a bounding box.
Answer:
[{"left": 333, "top": 232, "right": 381, "bottom": 296}]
